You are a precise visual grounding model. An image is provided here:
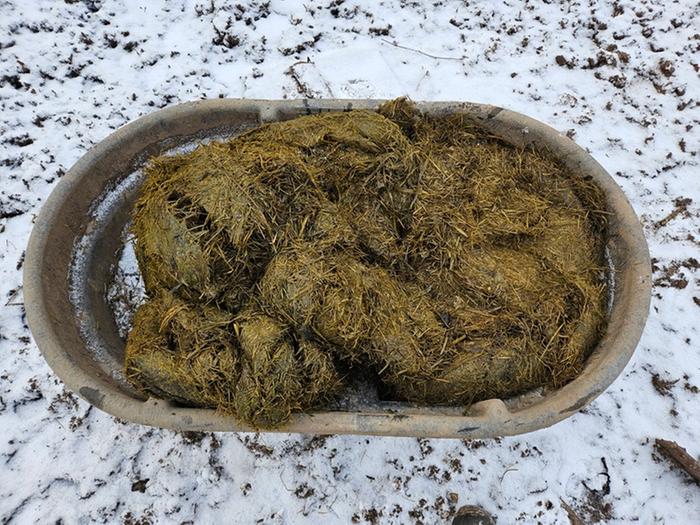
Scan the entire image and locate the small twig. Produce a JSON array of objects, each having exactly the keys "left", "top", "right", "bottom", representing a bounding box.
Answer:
[
  {"left": 655, "top": 438, "right": 700, "bottom": 484},
  {"left": 528, "top": 482, "right": 548, "bottom": 494},
  {"left": 316, "top": 493, "right": 339, "bottom": 517},
  {"left": 415, "top": 69, "right": 430, "bottom": 91},
  {"left": 4, "top": 287, "right": 22, "bottom": 307},
  {"left": 653, "top": 197, "right": 692, "bottom": 230},
  {"left": 381, "top": 38, "right": 466, "bottom": 61},
  {"left": 654, "top": 208, "right": 684, "bottom": 230},
  {"left": 499, "top": 465, "right": 519, "bottom": 483},
  {"left": 278, "top": 469, "right": 293, "bottom": 492},
  {"left": 317, "top": 72, "right": 335, "bottom": 98},
  {"left": 284, "top": 61, "right": 316, "bottom": 99},
  {"left": 560, "top": 499, "right": 585, "bottom": 525},
  {"left": 288, "top": 58, "right": 313, "bottom": 68}
]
